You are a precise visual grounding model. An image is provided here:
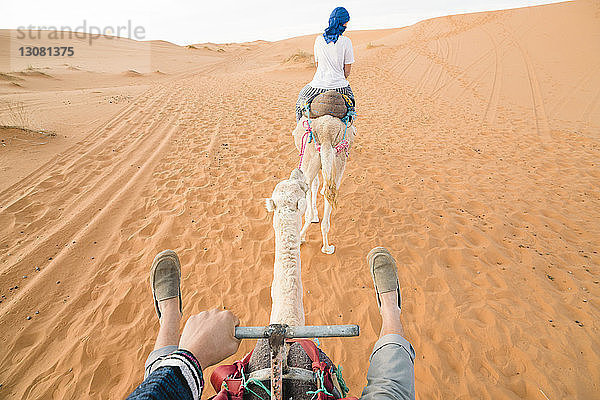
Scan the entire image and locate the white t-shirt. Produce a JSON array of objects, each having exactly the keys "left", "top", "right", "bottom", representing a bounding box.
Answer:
[{"left": 309, "top": 35, "right": 354, "bottom": 89}]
